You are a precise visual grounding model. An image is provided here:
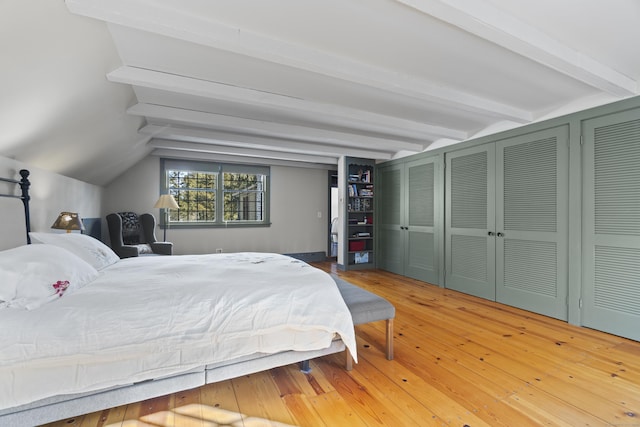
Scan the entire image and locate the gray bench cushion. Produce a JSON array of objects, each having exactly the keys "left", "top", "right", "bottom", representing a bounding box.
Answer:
[{"left": 332, "top": 275, "right": 395, "bottom": 324}]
